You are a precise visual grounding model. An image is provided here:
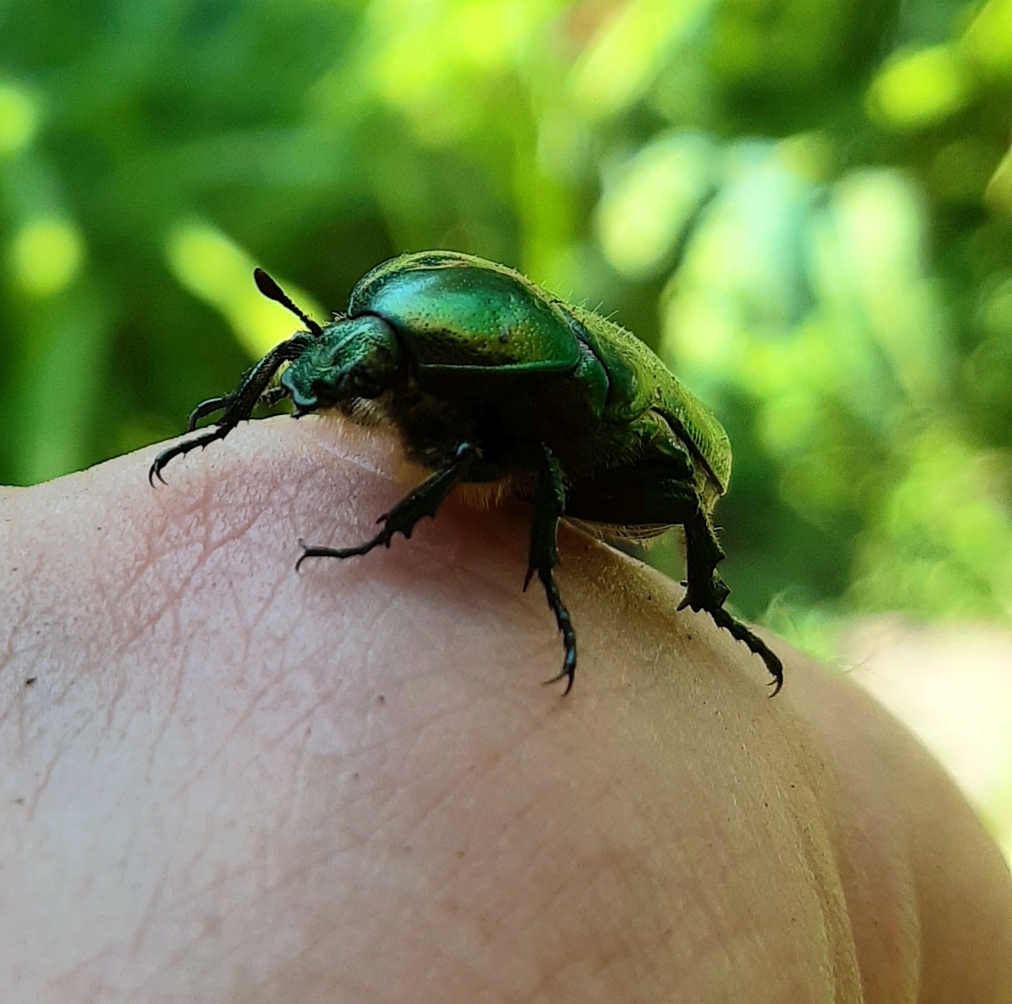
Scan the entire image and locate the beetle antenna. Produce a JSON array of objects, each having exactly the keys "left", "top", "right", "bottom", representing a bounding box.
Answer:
[{"left": 253, "top": 267, "right": 324, "bottom": 337}]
